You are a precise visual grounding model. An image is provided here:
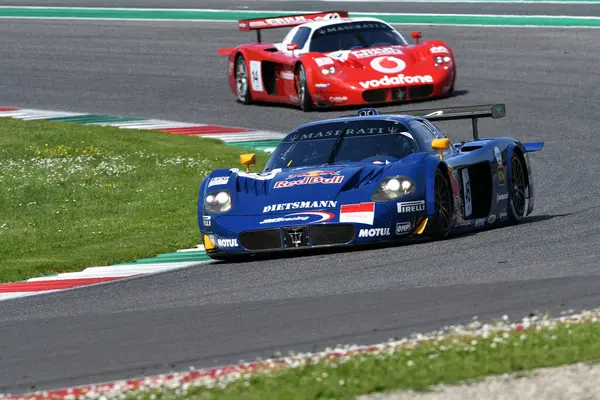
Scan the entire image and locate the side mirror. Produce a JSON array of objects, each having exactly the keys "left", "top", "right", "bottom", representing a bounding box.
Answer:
[
  {"left": 411, "top": 31, "right": 422, "bottom": 44},
  {"left": 240, "top": 153, "right": 256, "bottom": 172},
  {"left": 431, "top": 138, "right": 450, "bottom": 160},
  {"left": 287, "top": 43, "right": 299, "bottom": 52}
]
